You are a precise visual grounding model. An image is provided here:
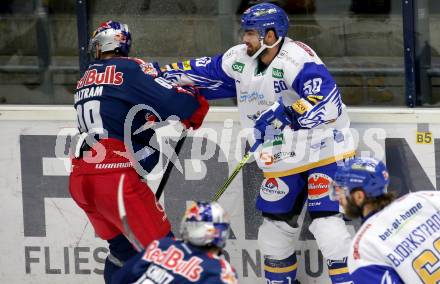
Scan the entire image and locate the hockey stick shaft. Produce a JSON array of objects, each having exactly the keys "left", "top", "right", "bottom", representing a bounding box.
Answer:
[
  {"left": 213, "top": 141, "right": 260, "bottom": 201},
  {"left": 117, "top": 174, "right": 144, "bottom": 251},
  {"left": 155, "top": 132, "right": 186, "bottom": 199}
]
